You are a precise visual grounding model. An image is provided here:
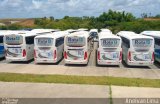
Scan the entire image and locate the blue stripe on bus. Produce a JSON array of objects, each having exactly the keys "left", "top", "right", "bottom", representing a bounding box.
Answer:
[
  {"left": 0, "top": 45, "right": 4, "bottom": 54},
  {"left": 155, "top": 49, "right": 160, "bottom": 59}
]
